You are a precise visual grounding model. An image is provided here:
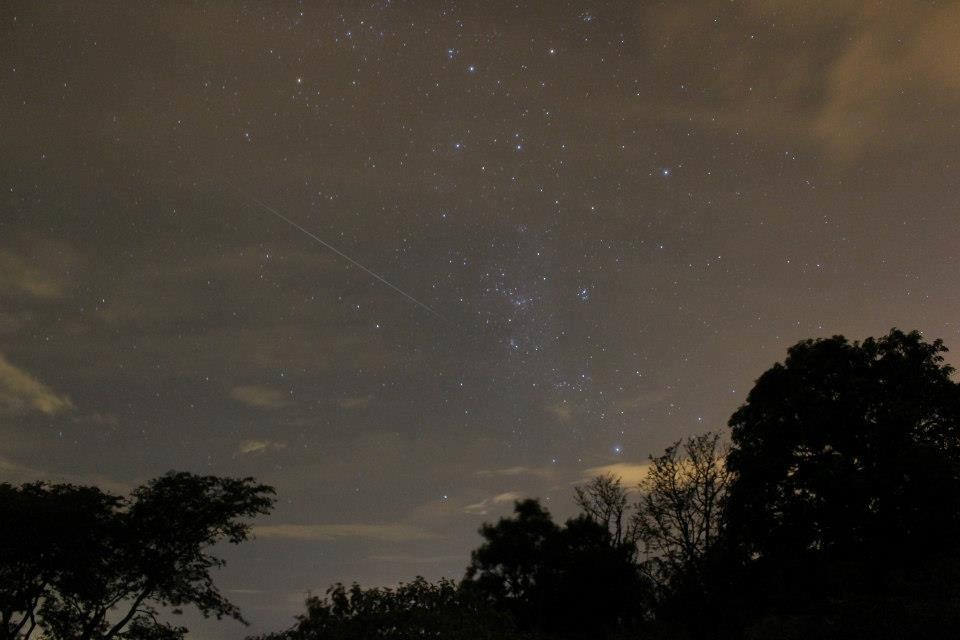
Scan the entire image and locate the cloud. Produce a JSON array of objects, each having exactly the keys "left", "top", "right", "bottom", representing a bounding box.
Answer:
[
  {"left": 238, "top": 439, "right": 287, "bottom": 455},
  {"left": 0, "top": 353, "right": 73, "bottom": 415},
  {"left": 463, "top": 491, "right": 525, "bottom": 515},
  {"left": 491, "top": 491, "right": 523, "bottom": 504},
  {"left": 812, "top": 2, "right": 960, "bottom": 160},
  {"left": 74, "top": 412, "right": 119, "bottom": 426},
  {"left": 0, "top": 455, "right": 129, "bottom": 494},
  {"left": 366, "top": 553, "right": 462, "bottom": 565},
  {"left": 462, "top": 502, "right": 488, "bottom": 515},
  {"left": 475, "top": 466, "right": 554, "bottom": 479},
  {"left": 636, "top": 1, "right": 960, "bottom": 162},
  {"left": 230, "top": 385, "right": 290, "bottom": 409},
  {"left": 0, "top": 249, "right": 66, "bottom": 299},
  {"left": 253, "top": 523, "right": 438, "bottom": 542},
  {"left": 582, "top": 462, "right": 652, "bottom": 486},
  {"left": 339, "top": 394, "right": 373, "bottom": 410},
  {"left": 0, "top": 311, "right": 24, "bottom": 335}
]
